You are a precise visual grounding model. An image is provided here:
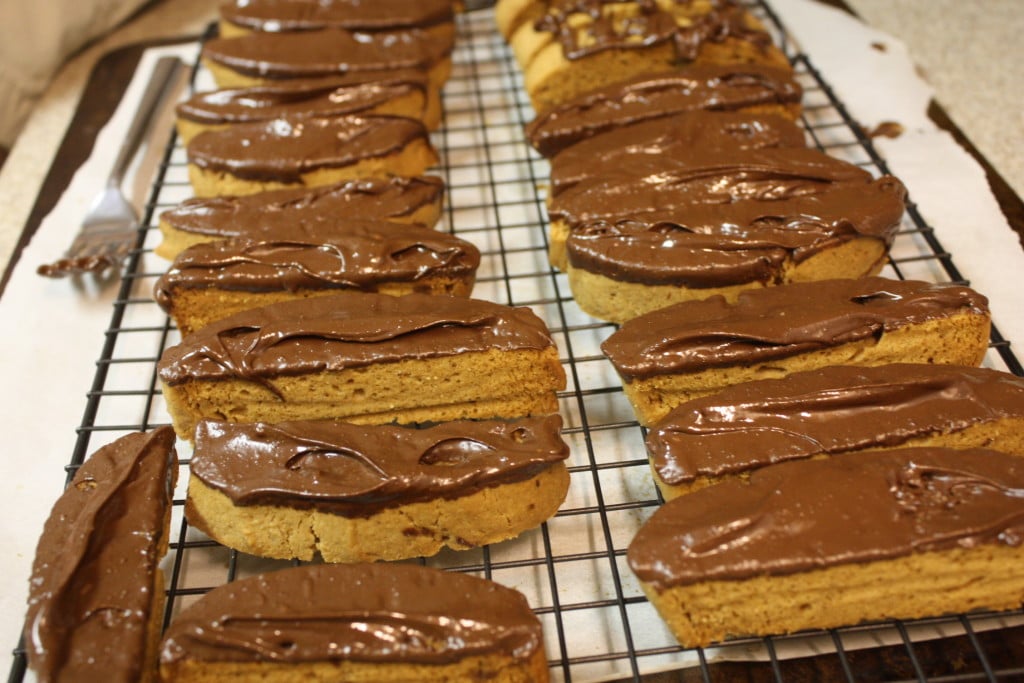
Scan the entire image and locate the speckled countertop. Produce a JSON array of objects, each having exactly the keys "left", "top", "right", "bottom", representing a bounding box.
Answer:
[{"left": 0, "top": 0, "right": 1021, "bottom": 280}]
